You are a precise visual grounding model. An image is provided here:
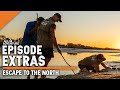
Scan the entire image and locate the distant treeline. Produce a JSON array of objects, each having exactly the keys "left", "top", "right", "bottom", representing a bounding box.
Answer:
[
  {"left": 0, "top": 35, "right": 120, "bottom": 50},
  {"left": 0, "top": 35, "right": 22, "bottom": 47},
  {"left": 58, "top": 43, "right": 120, "bottom": 50}
]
